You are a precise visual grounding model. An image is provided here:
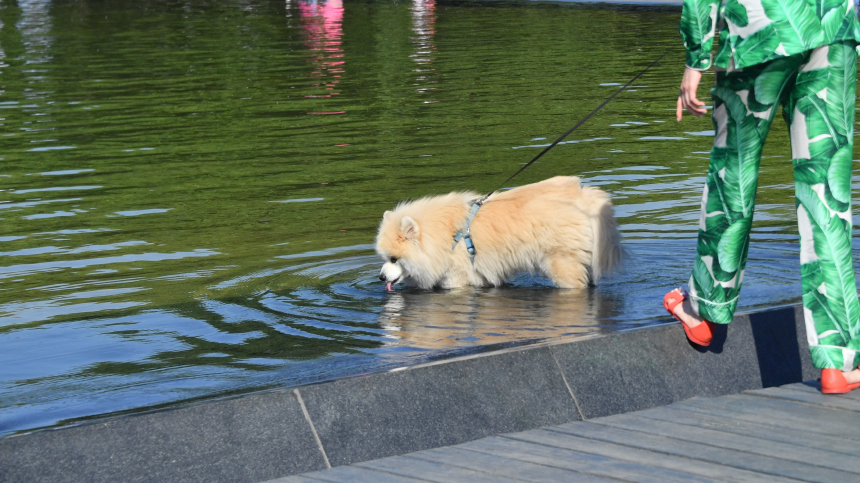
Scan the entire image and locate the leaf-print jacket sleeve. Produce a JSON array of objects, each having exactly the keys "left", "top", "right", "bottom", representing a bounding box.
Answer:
[{"left": 680, "top": 0, "right": 720, "bottom": 70}]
